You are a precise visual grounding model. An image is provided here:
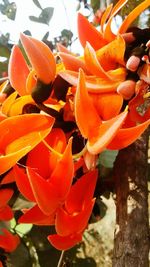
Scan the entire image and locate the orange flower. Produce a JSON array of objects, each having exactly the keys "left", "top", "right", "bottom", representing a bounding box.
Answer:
[
  {"left": 77, "top": 0, "right": 150, "bottom": 48},
  {"left": 48, "top": 169, "right": 98, "bottom": 250},
  {"left": 14, "top": 133, "right": 74, "bottom": 216},
  {"left": 8, "top": 33, "right": 56, "bottom": 96},
  {"left": 0, "top": 228, "right": 20, "bottom": 253},
  {"left": 74, "top": 69, "right": 150, "bottom": 153},
  {"left": 0, "top": 113, "right": 54, "bottom": 174},
  {"left": 59, "top": 35, "right": 126, "bottom": 94}
]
